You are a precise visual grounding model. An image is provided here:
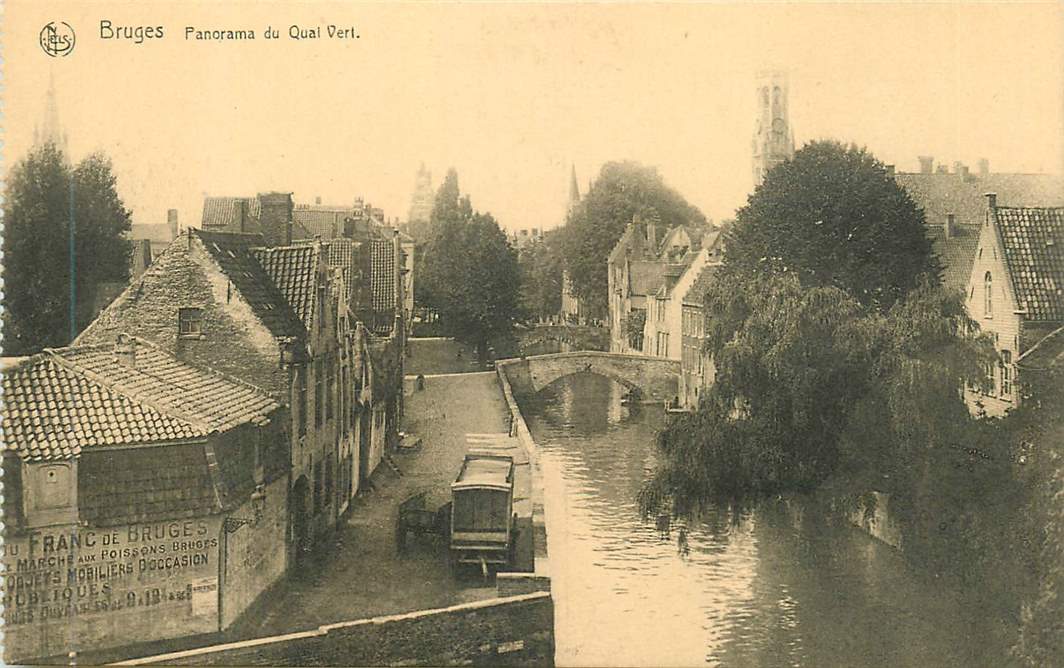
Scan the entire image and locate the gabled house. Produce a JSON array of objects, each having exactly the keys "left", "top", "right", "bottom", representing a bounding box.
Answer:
[
  {"left": 644, "top": 231, "right": 722, "bottom": 361},
  {"left": 679, "top": 261, "right": 723, "bottom": 408},
  {"left": 964, "top": 195, "right": 1064, "bottom": 416},
  {"left": 1, "top": 335, "right": 287, "bottom": 662},
  {"left": 76, "top": 214, "right": 351, "bottom": 562}
]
